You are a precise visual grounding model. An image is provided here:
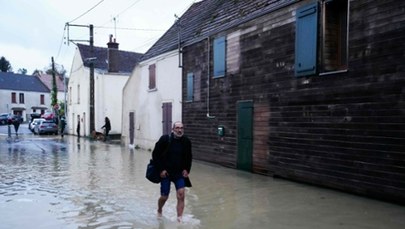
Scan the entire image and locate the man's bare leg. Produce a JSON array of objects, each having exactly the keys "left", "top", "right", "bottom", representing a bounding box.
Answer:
[
  {"left": 176, "top": 188, "right": 185, "bottom": 222},
  {"left": 158, "top": 195, "right": 168, "bottom": 217}
]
